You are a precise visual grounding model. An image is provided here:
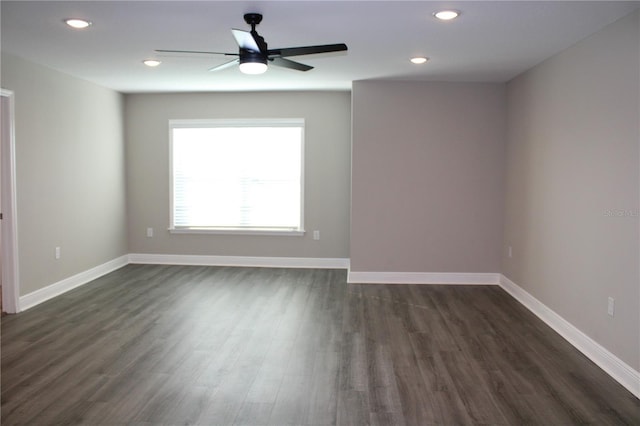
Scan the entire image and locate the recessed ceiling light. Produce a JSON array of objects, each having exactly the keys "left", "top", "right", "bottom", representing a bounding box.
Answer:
[
  {"left": 433, "top": 10, "right": 460, "bottom": 21},
  {"left": 410, "top": 57, "right": 429, "bottom": 64},
  {"left": 143, "top": 59, "right": 162, "bottom": 67},
  {"left": 64, "top": 18, "right": 92, "bottom": 29}
]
